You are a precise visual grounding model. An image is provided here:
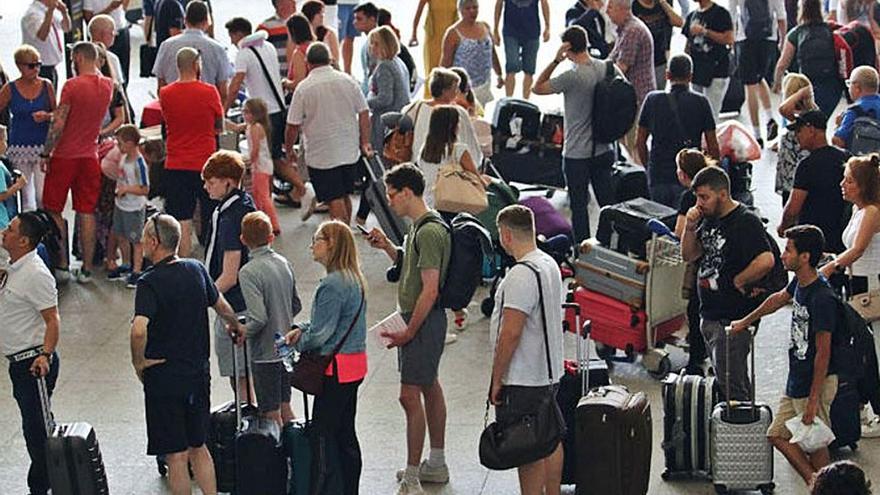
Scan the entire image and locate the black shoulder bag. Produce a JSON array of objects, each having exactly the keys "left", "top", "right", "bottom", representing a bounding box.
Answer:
[
  {"left": 479, "top": 262, "right": 566, "bottom": 470},
  {"left": 248, "top": 46, "right": 287, "bottom": 112}
]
